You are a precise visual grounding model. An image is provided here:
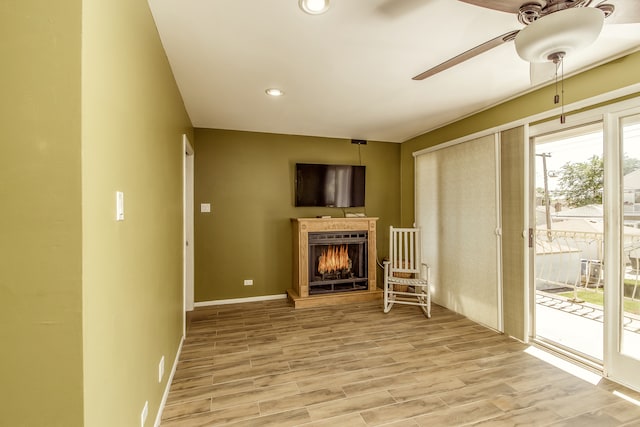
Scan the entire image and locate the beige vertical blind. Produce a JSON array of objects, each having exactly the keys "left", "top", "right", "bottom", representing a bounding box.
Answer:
[{"left": 415, "top": 134, "right": 501, "bottom": 330}]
